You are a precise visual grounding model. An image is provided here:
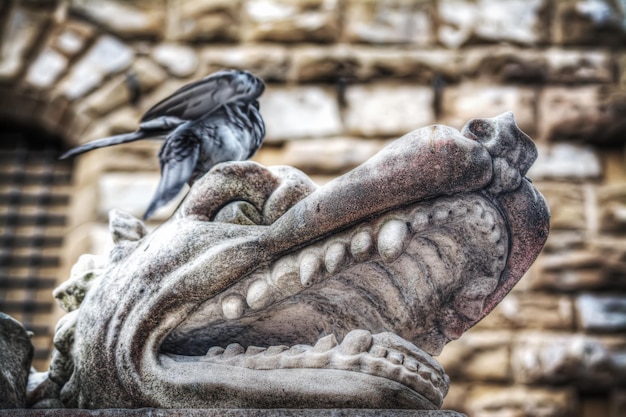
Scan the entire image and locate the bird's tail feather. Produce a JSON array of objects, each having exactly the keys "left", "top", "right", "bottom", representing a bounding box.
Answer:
[{"left": 59, "top": 131, "right": 149, "bottom": 159}]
